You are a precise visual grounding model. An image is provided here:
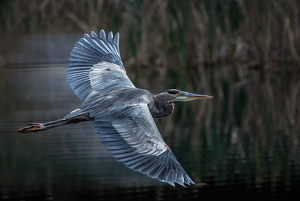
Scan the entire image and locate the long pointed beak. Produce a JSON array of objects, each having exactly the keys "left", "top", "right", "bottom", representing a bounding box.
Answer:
[
  {"left": 174, "top": 93, "right": 213, "bottom": 101},
  {"left": 185, "top": 93, "right": 213, "bottom": 100}
]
